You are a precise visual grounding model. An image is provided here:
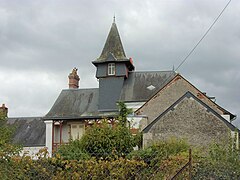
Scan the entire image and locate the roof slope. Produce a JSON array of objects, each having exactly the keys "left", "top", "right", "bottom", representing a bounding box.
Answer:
[
  {"left": 120, "top": 71, "right": 177, "bottom": 102},
  {"left": 45, "top": 71, "right": 176, "bottom": 119},
  {"left": 136, "top": 74, "right": 235, "bottom": 120},
  {"left": 96, "top": 22, "right": 127, "bottom": 61},
  {"left": 7, "top": 117, "right": 45, "bottom": 146},
  {"left": 92, "top": 22, "right": 135, "bottom": 71},
  {"left": 45, "top": 88, "right": 99, "bottom": 119},
  {"left": 143, "top": 91, "right": 239, "bottom": 133}
]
